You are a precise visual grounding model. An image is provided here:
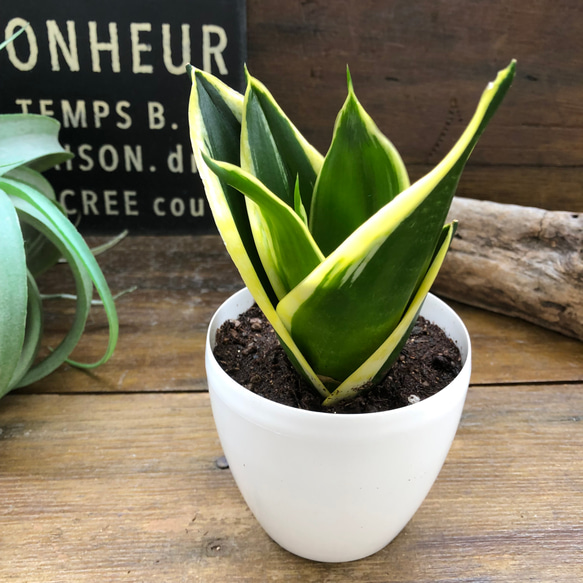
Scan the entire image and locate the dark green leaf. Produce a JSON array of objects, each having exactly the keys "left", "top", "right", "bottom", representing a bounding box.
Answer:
[
  {"left": 310, "top": 70, "right": 409, "bottom": 255},
  {"left": 241, "top": 71, "right": 323, "bottom": 214},
  {"left": 189, "top": 68, "right": 329, "bottom": 398},
  {"left": 278, "top": 62, "right": 516, "bottom": 383},
  {"left": 193, "top": 69, "right": 277, "bottom": 305},
  {"left": 323, "top": 222, "right": 457, "bottom": 405}
]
